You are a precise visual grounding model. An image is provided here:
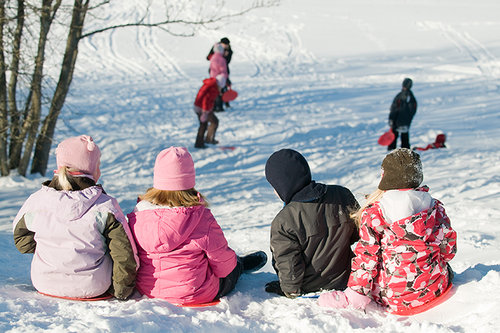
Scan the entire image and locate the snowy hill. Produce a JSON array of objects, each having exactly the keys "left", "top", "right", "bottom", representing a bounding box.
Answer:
[{"left": 1, "top": 0, "right": 500, "bottom": 332}]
